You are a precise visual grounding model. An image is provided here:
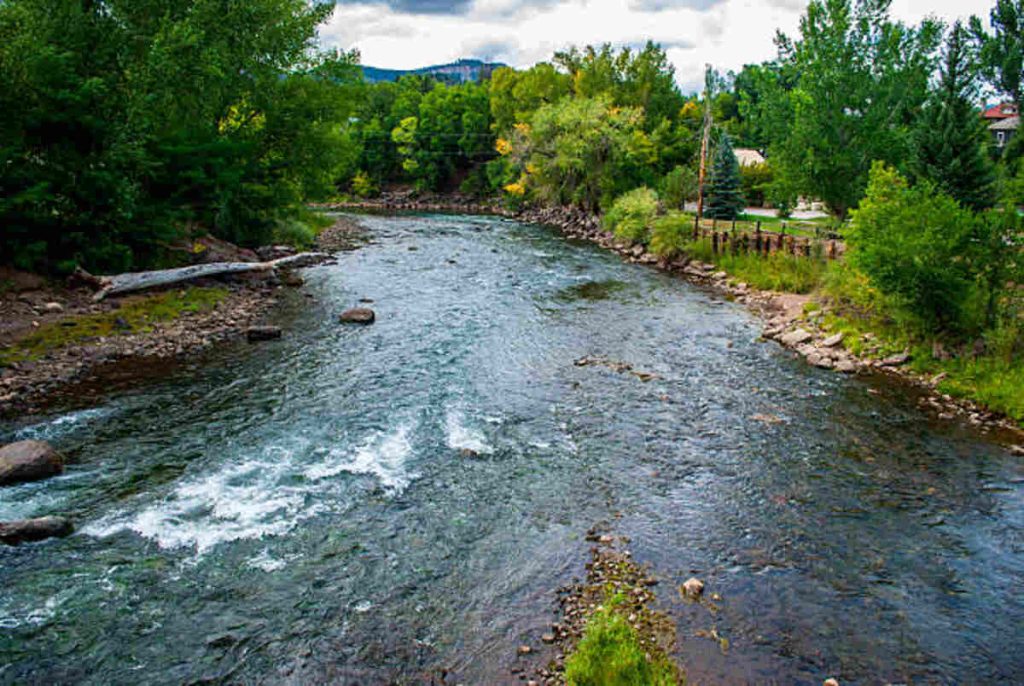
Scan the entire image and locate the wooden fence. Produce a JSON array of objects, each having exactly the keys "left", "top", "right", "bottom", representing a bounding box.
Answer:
[{"left": 692, "top": 216, "right": 845, "bottom": 259}]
